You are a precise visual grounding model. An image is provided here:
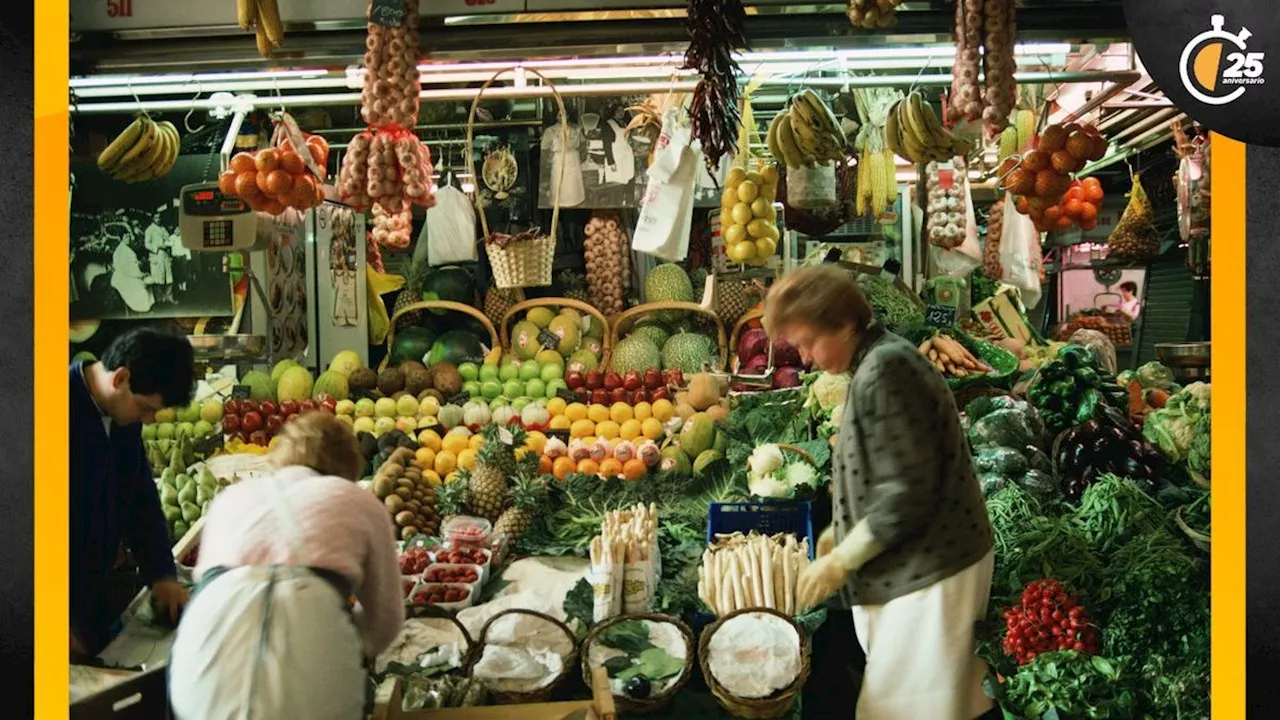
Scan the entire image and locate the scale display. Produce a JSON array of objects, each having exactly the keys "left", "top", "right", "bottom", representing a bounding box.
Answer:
[{"left": 179, "top": 182, "right": 262, "bottom": 252}]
